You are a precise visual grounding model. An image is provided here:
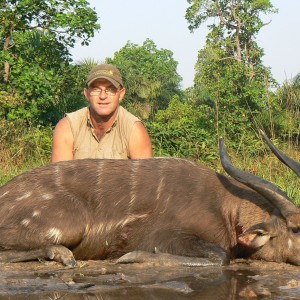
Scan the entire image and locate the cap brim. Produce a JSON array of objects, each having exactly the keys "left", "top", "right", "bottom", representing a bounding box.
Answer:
[{"left": 87, "top": 76, "right": 120, "bottom": 88}]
